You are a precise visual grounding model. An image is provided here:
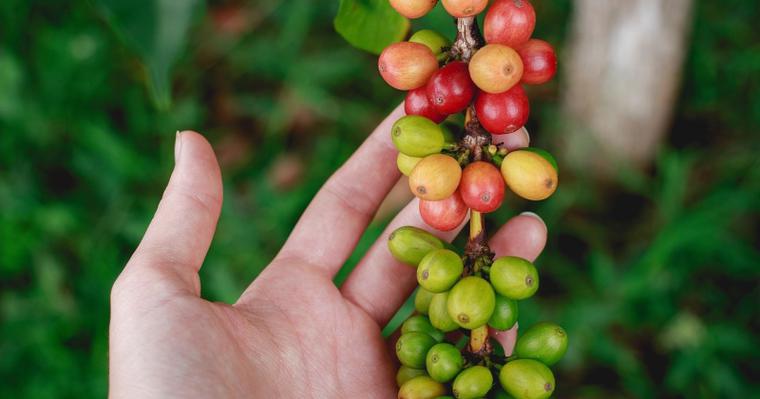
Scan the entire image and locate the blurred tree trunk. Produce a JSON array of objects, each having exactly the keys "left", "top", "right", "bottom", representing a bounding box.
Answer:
[{"left": 561, "top": 0, "right": 694, "bottom": 169}]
